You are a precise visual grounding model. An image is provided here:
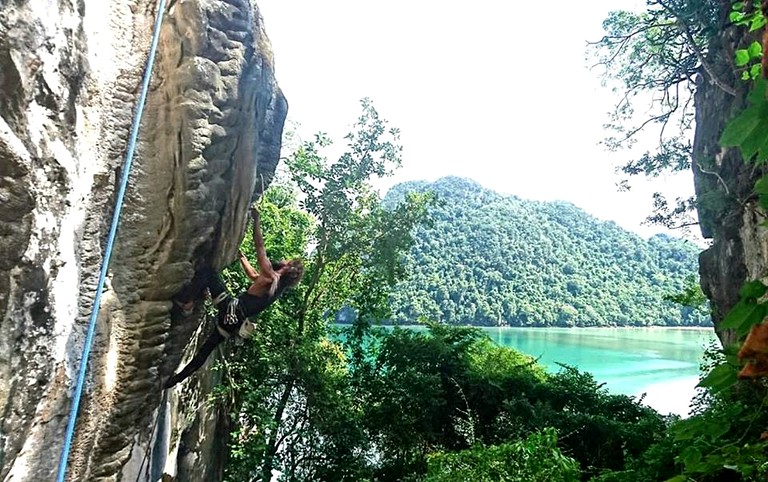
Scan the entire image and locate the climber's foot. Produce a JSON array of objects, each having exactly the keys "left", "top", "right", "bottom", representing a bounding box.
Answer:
[{"left": 172, "top": 299, "right": 195, "bottom": 317}]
